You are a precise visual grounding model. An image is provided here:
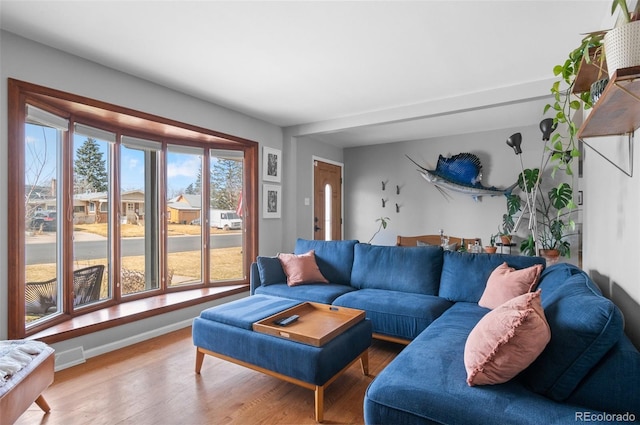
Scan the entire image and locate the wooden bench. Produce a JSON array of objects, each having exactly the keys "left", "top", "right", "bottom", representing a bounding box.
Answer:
[{"left": 0, "top": 342, "right": 55, "bottom": 424}]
